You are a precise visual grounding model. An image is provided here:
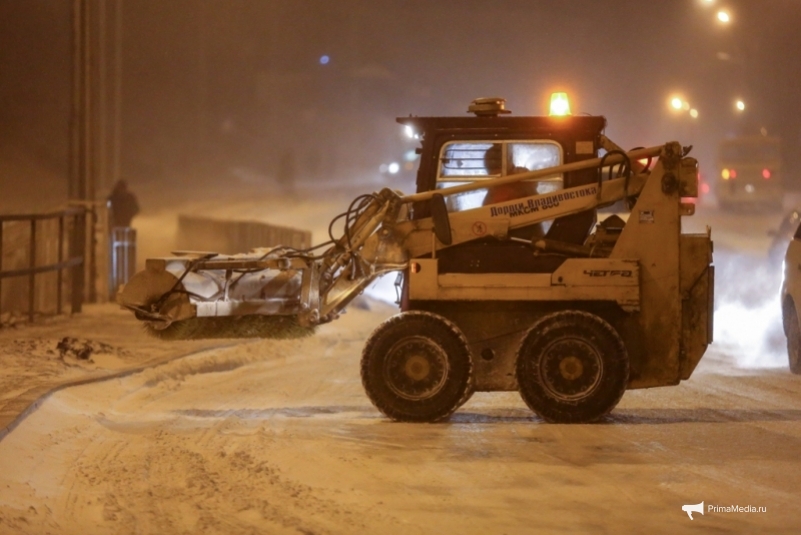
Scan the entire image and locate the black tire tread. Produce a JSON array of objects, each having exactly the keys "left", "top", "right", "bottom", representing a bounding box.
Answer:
[
  {"left": 361, "top": 311, "right": 473, "bottom": 422},
  {"left": 515, "top": 310, "right": 629, "bottom": 423}
]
